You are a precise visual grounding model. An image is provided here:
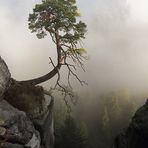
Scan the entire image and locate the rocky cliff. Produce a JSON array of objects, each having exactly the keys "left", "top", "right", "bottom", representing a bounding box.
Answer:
[
  {"left": 0, "top": 56, "right": 11, "bottom": 99},
  {"left": 114, "top": 99, "right": 148, "bottom": 148},
  {"left": 0, "top": 56, "right": 54, "bottom": 148}
]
